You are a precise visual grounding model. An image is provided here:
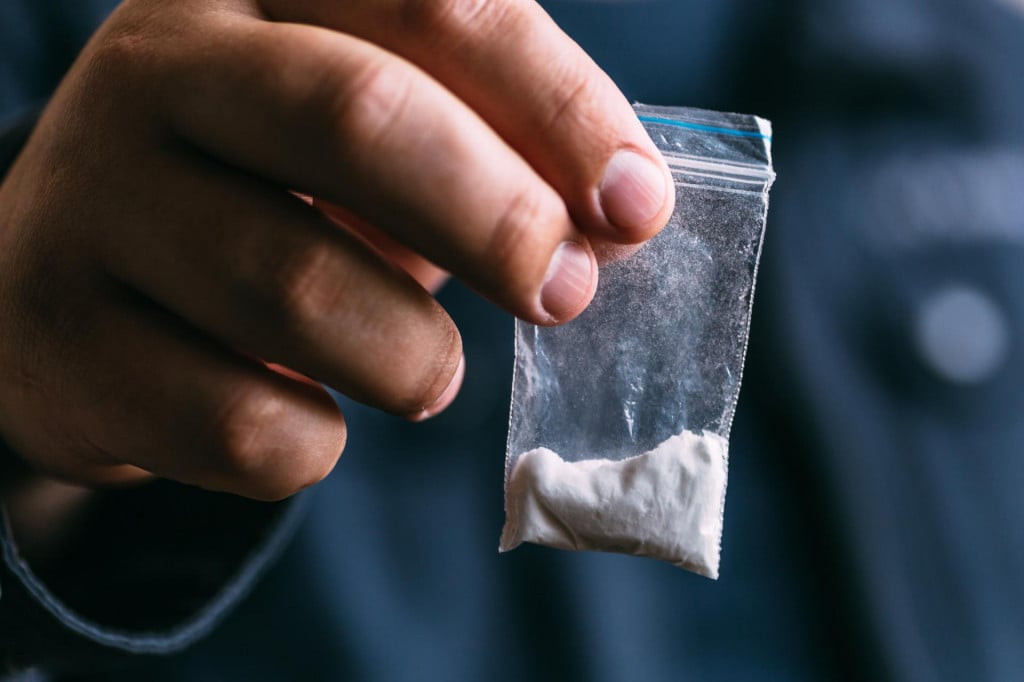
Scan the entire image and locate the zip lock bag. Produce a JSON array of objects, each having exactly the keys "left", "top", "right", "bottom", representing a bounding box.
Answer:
[{"left": 500, "top": 104, "right": 775, "bottom": 578}]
